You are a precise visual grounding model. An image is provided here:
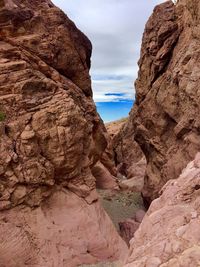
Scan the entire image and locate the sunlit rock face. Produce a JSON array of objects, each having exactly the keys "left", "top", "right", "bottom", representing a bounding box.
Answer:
[
  {"left": 116, "top": 0, "right": 200, "bottom": 204},
  {"left": 124, "top": 152, "right": 200, "bottom": 267},
  {"left": 0, "top": 0, "right": 127, "bottom": 266}
]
